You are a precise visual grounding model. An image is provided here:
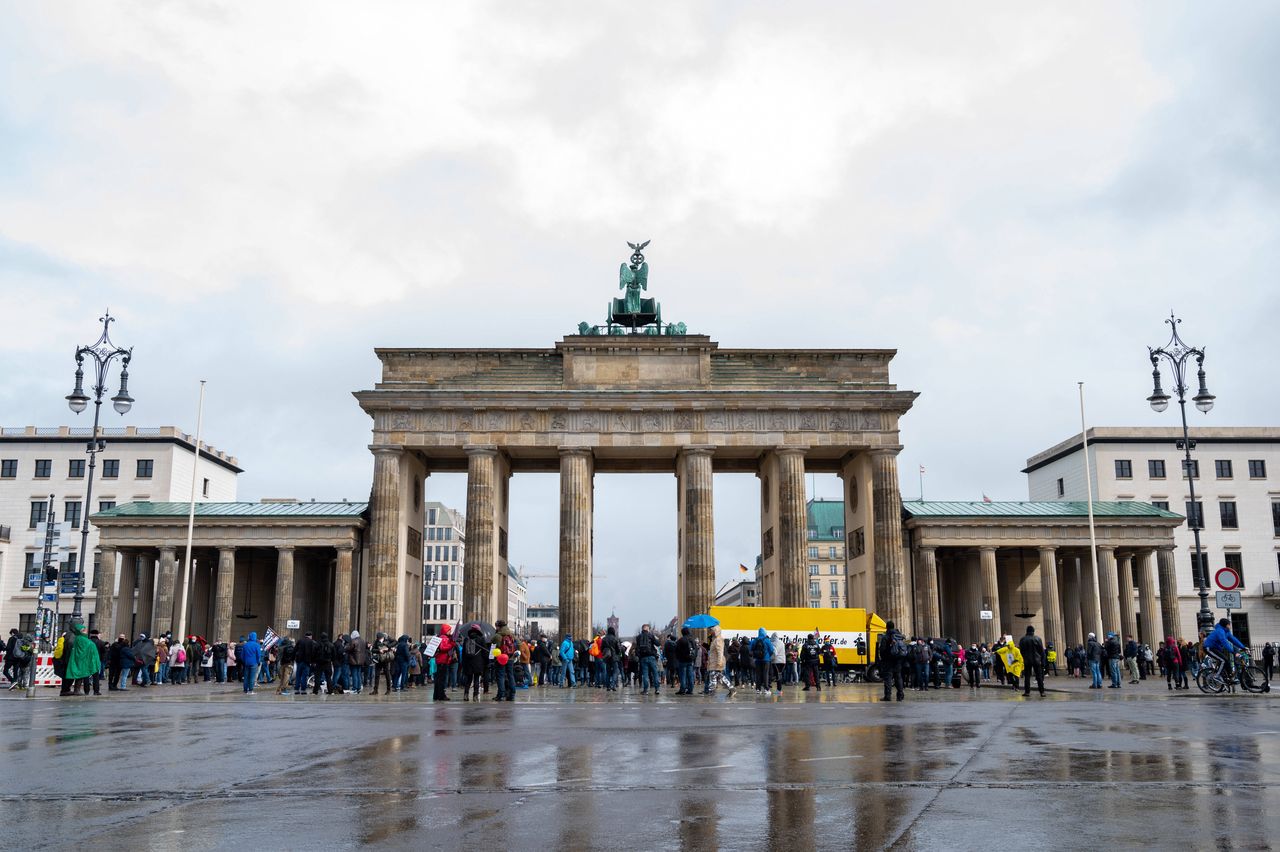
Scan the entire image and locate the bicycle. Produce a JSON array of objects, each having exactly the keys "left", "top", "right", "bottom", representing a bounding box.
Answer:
[{"left": 1197, "top": 649, "right": 1270, "bottom": 695}]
